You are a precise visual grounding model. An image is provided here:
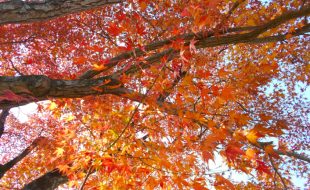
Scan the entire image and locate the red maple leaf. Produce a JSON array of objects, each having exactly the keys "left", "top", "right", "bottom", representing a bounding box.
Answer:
[{"left": 0, "top": 90, "right": 27, "bottom": 102}]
